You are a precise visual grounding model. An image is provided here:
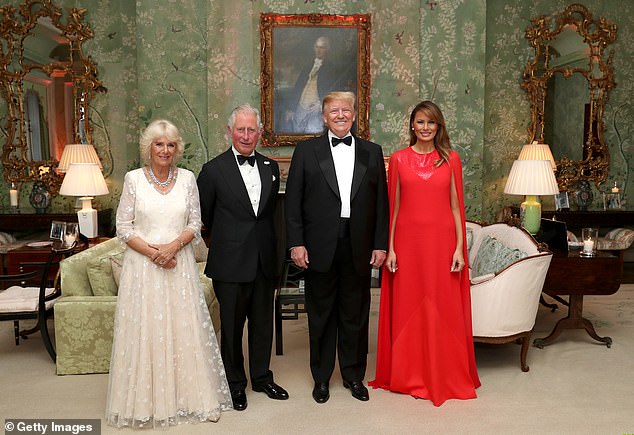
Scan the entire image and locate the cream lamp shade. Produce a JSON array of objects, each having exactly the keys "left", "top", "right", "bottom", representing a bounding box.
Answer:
[
  {"left": 59, "top": 163, "right": 109, "bottom": 238},
  {"left": 504, "top": 159, "right": 559, "bottom": 235},
  {"left": 57, "top": 144, "right": 102, "bottom": 173},
  {"left": 518, "top": 141, "right": 556, "bottom": 170}
]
